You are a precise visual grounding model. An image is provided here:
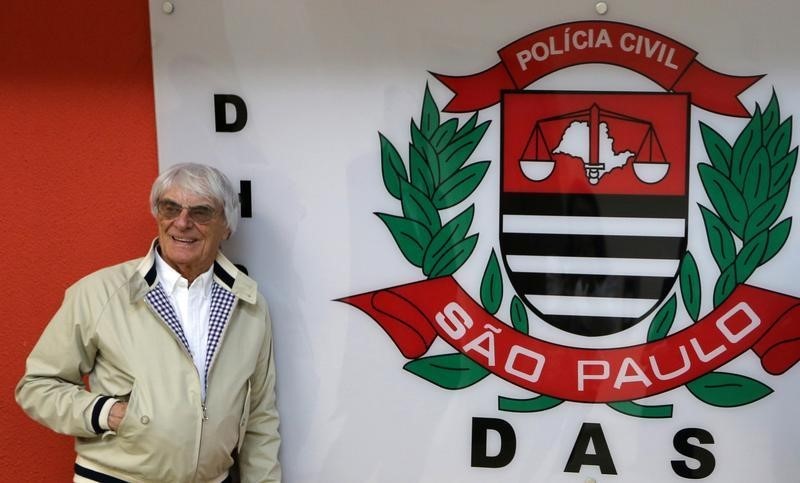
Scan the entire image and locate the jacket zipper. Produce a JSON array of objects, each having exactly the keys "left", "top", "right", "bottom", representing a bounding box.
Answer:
[{"left": 192, "top": 297, "right": 239, "bottom": 482}]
